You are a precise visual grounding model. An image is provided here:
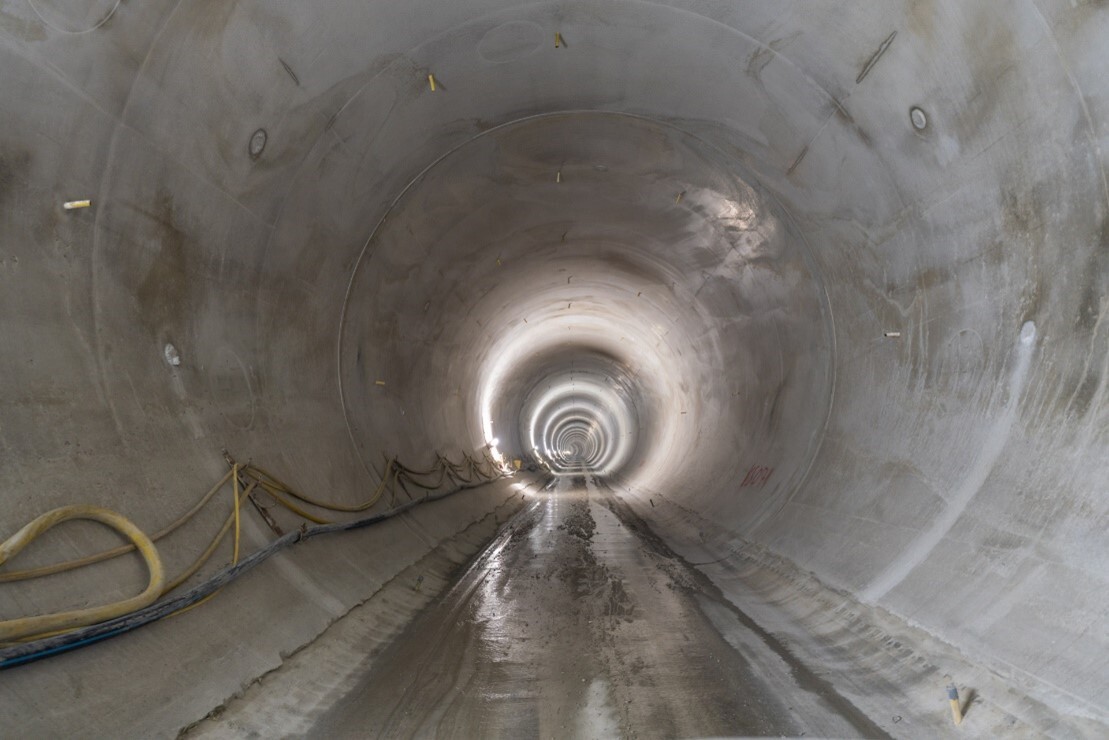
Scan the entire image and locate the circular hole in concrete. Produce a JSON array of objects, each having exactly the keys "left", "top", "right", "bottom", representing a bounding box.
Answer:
[
  {"left": 909, "top": 106, "right": 928, "bottom": 131},
  {"left": 249, "top": 128, "right": 267, "bottom": 159}
]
